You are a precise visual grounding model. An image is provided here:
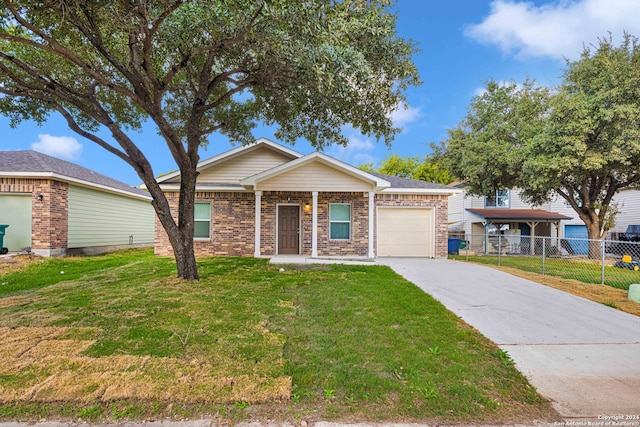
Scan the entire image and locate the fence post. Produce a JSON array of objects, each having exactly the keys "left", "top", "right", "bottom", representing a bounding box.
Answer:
[
  {"left": 542, "top": 236, "right": 546, "bottom": 276},
  {"left": 465, "top": 237, "right": 469, "bottom": 262},
  {"left": 498, "top": 234, "right": 502, "bottom": 266},
  {"left": 601, "top": 239, "right": 605, "bottom": 285}
]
